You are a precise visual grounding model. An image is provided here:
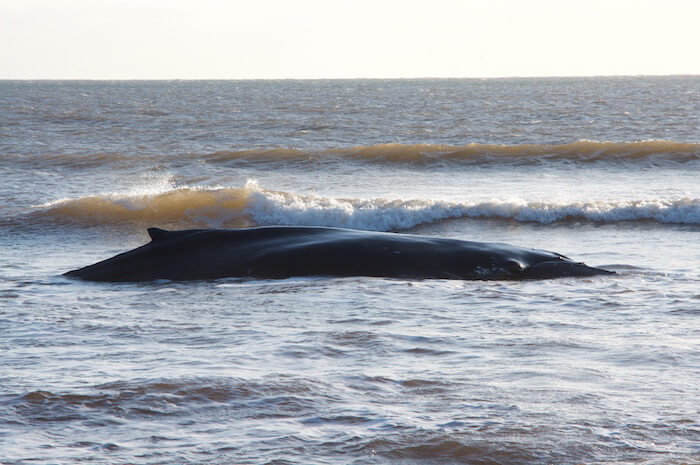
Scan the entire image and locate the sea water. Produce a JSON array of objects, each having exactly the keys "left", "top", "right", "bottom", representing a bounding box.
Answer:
[{"left": 1, "top": 77, "right": 698, "bottom": 464}]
